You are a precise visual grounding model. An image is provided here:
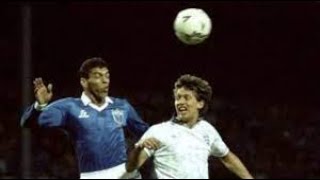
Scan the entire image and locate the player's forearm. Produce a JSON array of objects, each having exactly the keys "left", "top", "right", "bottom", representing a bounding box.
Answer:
[
  {"left": 126, "top": 147, "right": 141, "bottom": 172},
  {"left": 126, "top": 147, "right": 148, "bottom": 172},
  {"left": 220, "top": 151, "right": 254, "bottom": 179}
]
